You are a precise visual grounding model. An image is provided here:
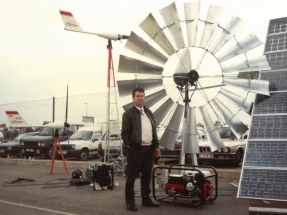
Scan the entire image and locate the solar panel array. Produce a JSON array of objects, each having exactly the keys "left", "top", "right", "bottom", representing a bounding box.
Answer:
[{"left": 238, "top": 17, "right": 287, "bottom": 201}]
